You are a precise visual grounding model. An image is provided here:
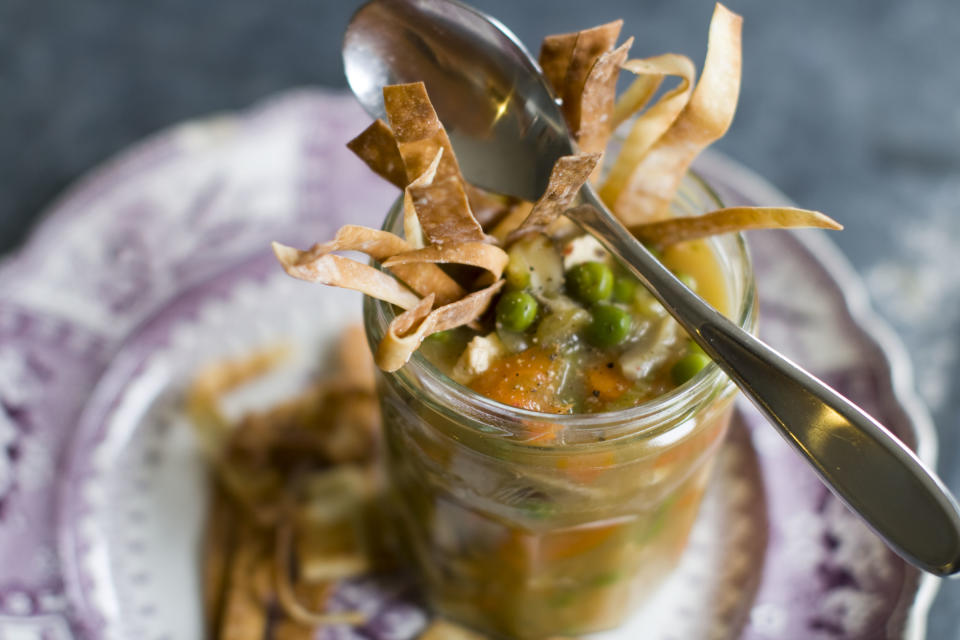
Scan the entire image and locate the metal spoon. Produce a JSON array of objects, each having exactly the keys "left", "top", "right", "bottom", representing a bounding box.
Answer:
[{"left": 343, "top": 0, "right": 960, "bottom": 576}]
